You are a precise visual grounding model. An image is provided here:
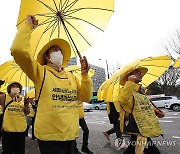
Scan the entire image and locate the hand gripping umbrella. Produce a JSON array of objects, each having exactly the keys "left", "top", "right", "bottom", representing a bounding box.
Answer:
[{"left": 17, "top": 0, "right": 114, "bottom": 59}]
